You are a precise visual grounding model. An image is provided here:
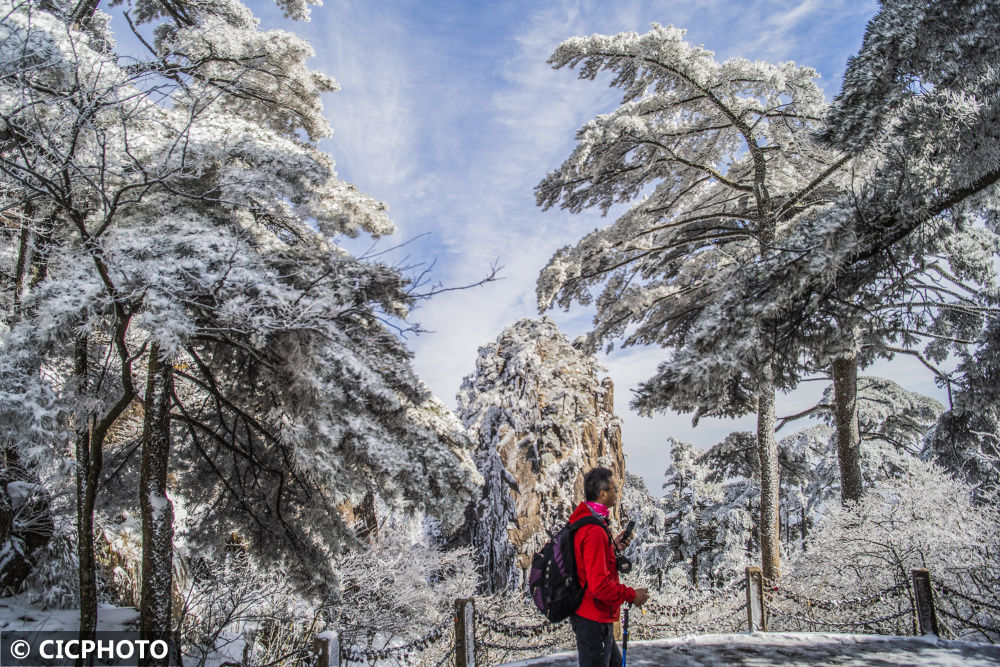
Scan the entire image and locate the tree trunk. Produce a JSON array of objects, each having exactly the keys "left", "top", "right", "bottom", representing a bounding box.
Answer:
[
  {"left": 757, "top": 367, "right": 780, "bottom": 583},
  {"left": 74, "top": 335, "right": 98, "bottom": 646},
  {"left": 13, "top": 224, "right": 31, "bottom": 314},
  {"left": 783, "top": 504, "right": 789, "bottom": 549},
  {"left": 691, "top": 538, "right": 699, "bottom": 588},
  {"left": 139, "top": 347, "right": 174, "bottom": 666},
  {"left": 12, "top": 203, "right": 50, "bottom": 321},
  {"left": 831, "top": 354, "right": 864, "bottom": 504}
]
